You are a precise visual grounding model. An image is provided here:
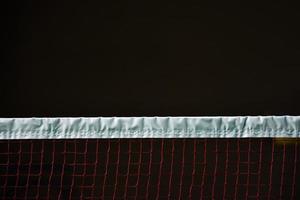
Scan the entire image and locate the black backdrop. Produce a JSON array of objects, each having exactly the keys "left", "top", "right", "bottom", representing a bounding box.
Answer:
[{"left": 2, "top": 1, "right": 300, "bottom": 117}]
